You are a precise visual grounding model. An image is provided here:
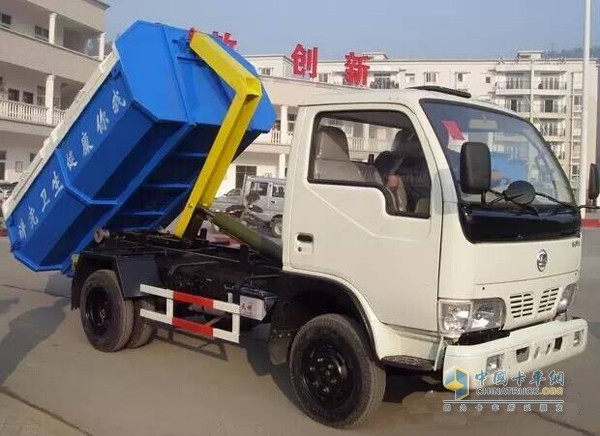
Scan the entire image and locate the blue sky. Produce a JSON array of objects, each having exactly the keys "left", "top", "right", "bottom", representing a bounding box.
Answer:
[{"left": 106, "top": 0, "right": 599, "bottom": 59}]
